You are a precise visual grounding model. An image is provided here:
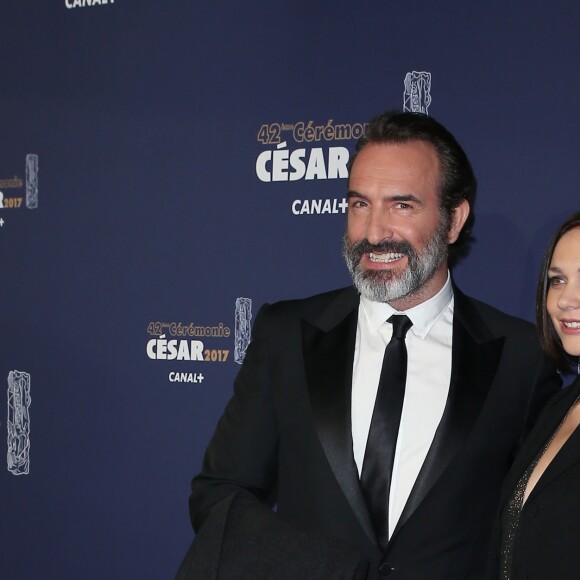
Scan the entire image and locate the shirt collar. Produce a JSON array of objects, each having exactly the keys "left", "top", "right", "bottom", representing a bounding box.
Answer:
[{"left": 360, "top": 272, "right": 454, "bottom": 338}]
